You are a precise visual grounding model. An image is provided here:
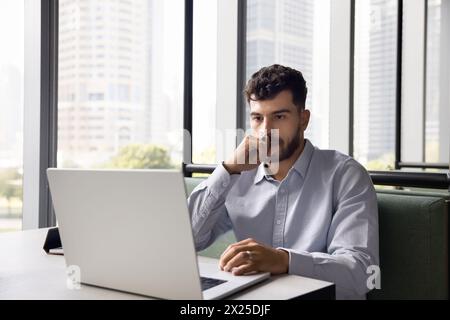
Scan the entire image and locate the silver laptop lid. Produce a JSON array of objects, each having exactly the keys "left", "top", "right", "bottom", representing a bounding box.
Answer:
[{"left": 47, "top": 168, "right": 203, "bottom": 299}]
